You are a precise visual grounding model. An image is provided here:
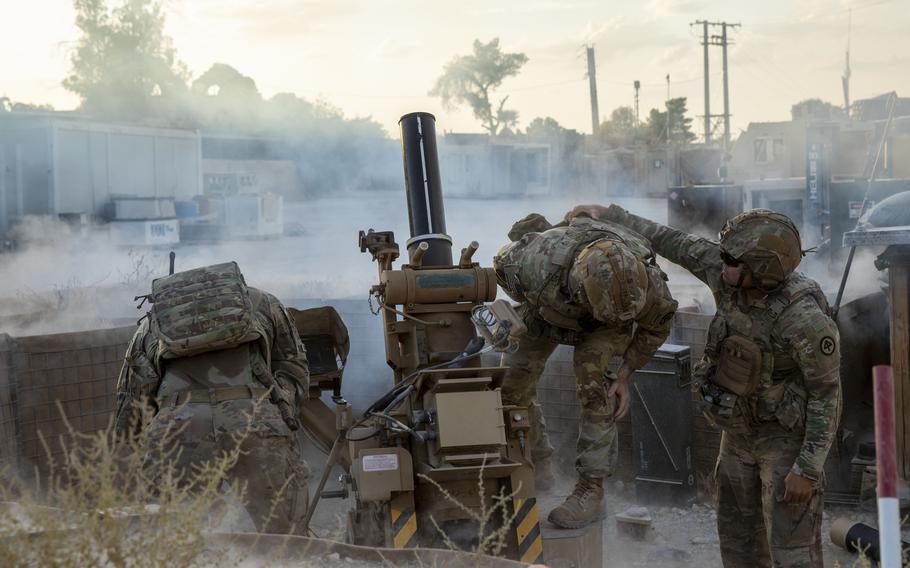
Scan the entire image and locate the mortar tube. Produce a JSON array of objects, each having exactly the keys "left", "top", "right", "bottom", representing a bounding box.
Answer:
[
  {"left": 873, "top": 365, "right": 902, "bottom": 568},
  {"left": 399, "top": 112, "right": 453, "bottom": 267}
]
